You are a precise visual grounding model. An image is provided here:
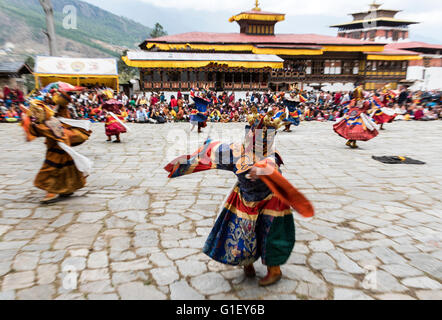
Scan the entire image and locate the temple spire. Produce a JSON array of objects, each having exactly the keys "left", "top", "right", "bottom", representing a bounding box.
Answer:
[
  {"left": 369, "top": 0, "right": 382, "bottom": 10},
  {"left": 253, "top": 0, "right": 261, "bottom": 11}
]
